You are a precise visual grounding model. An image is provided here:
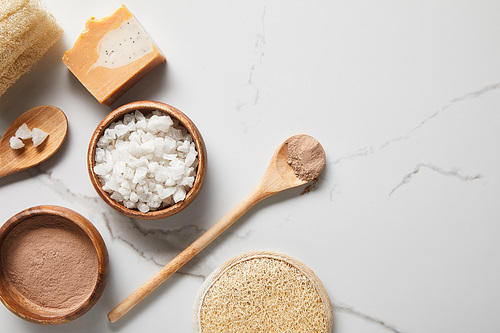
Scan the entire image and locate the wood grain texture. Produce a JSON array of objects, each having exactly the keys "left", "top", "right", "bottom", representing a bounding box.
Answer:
[
  {"left": 0, "top": 105, "right": 68, "bottom": 178},
  {"left": 87, "top": 100, "right": 207, "bottom": 220}
]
